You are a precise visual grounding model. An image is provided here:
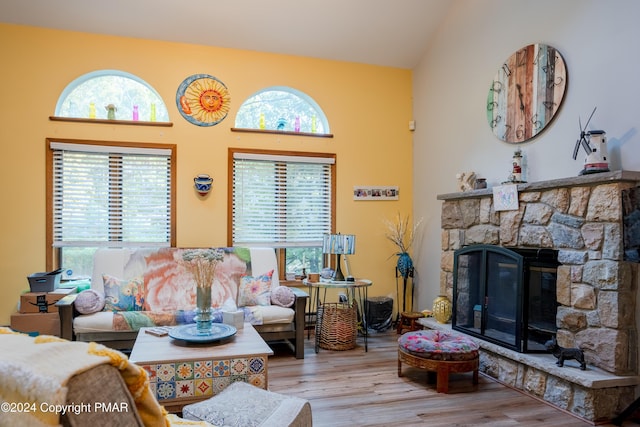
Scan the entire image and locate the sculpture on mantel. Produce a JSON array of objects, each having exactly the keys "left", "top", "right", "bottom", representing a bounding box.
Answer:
[
  {"left": 545, "top": 337, "right": 587, "bottom": 370},
  {"left": 456, "top": 171, "right": 477, "bottom": 192},
  {"left": 572, "top": 107, "right": 610, "bottom": 176}
]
